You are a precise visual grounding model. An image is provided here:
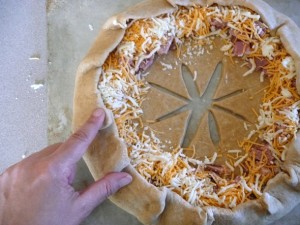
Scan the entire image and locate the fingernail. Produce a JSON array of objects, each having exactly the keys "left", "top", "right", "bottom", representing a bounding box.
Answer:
[
  {"left": 119, "top": 175, "right": 132, "bottom": 187},
  {"left": 93, "top": 108, "right": 104, "bottom": 118}
]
